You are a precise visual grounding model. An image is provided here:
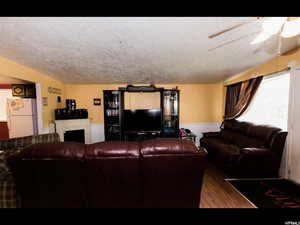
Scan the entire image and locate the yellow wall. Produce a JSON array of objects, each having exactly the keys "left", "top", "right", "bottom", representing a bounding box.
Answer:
[
  {"left": 225, "top": 46, "right": 300, "bottom": 85},
  {"left": 124, "top": 92, "right": 161, "bottom": 110},
  {"left": 0, "top": 56, "right": 65, "bottom": 128},
  {"left": 65, "top": 83, "right": 224, "bottom": 124}
]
